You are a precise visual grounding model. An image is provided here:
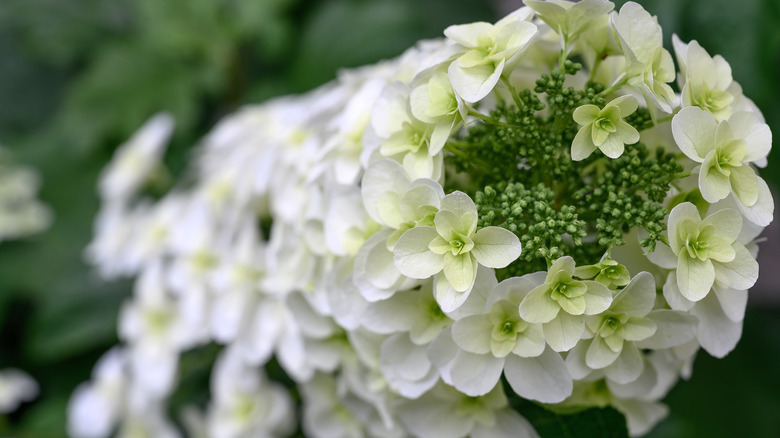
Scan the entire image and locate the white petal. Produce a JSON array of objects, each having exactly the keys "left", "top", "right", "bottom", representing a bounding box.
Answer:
[
  {"left": 586, "top": 336, "right": 621, "bottom": 369},
  {"left": 713, "top": 286, "right": 748, "bottom": 322},
  {"left": 471, "top": 227, "right": 522, "bottom": 268},
  {"left": 734, "top": 177, "right": 773, "bottom": 226},
  {"left": 611, "top": 271, "right": 656, "bottom": 316},
  {"left": 676, "top": 253, "right": 715, "bottom": 301},
  {"left": 504, "top": 349, "right": 573, "bottom": 403},
  {"left": 662, "top": 271, "right": 695, "bottom": 311},
  {"left": 448, "top": 59, "right": 505, "bottom": 103},
  {"left": 712, "top": 242, "right": 758, "bottom": 290},
  {"left": 394, "top": 227, "right": 443, "bottom": 279},
  {"left": 636, "top": 309, "right": 697, "bottom": 349},
  {"left": 690, "top": 293, "right": 743, "bottom": 358},
  {"left": 361, "top": 159, "right": 410, "bottom": 226},
  {"left": 450, "top": 352, "right": 504, "bottom": 396},
  {"left": 671, "top": 107, "right": 716, "bottom": 161},
  {"left": 542, "top": 312, "right": 585, "bottom": 352},
  {"left": 452, "top": 315, "right": 493, "bottom": 354},
  {"left": 582, "top": 281, "right": 613, "bottom": 315},
  {"left": 518, "top": 284, "right": 559, "bottom": 324},
  {"left": 602, "top": 342, "right": 643, "bottom": 384}
]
